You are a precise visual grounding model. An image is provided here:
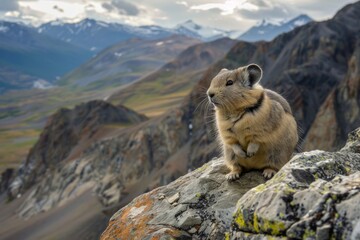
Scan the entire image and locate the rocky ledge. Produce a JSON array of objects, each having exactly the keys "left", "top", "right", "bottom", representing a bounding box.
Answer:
[{"left": 101, "top": 128, "right": 360, "bottom": 240}]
